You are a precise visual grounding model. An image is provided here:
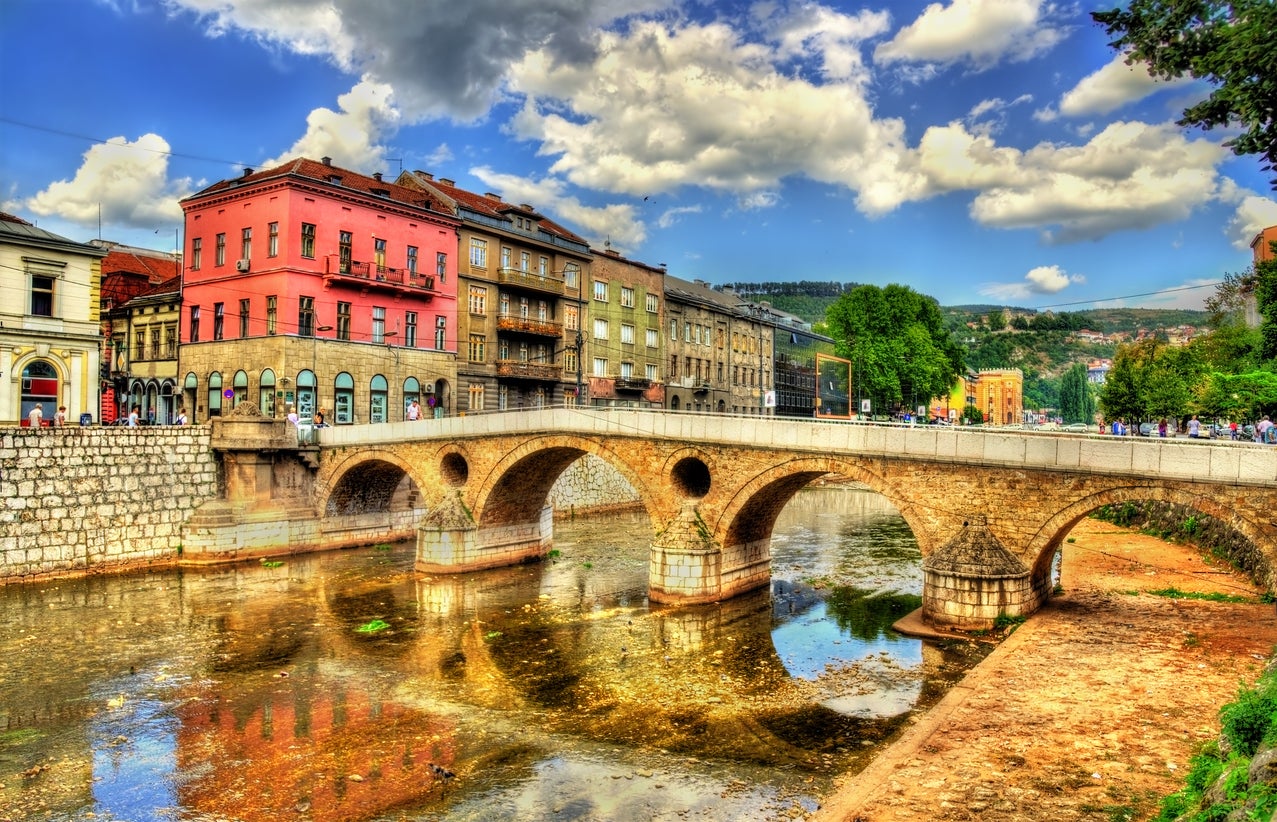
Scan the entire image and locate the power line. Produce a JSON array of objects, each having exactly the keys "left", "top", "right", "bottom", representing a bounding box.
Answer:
[
  {"left": 0, "top": 116, "right": 252, "bottom": 169},
  {"left": 1033, "top": 280, "right": 1222, "bottom": 310}
]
